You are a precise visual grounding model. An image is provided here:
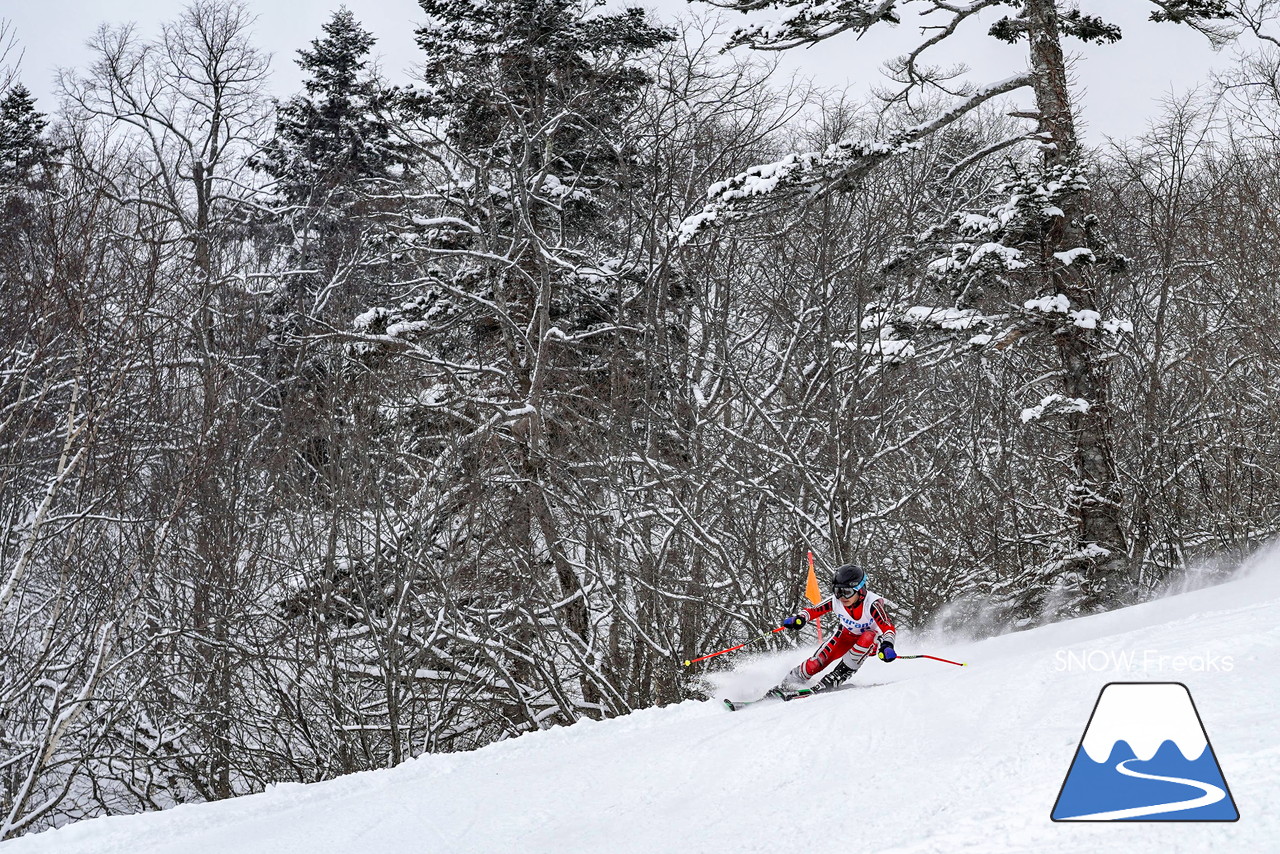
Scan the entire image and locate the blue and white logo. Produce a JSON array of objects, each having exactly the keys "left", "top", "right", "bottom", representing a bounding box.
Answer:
[{"left": 1051, "top": 682, "right": 1239, "bottom": 821}]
